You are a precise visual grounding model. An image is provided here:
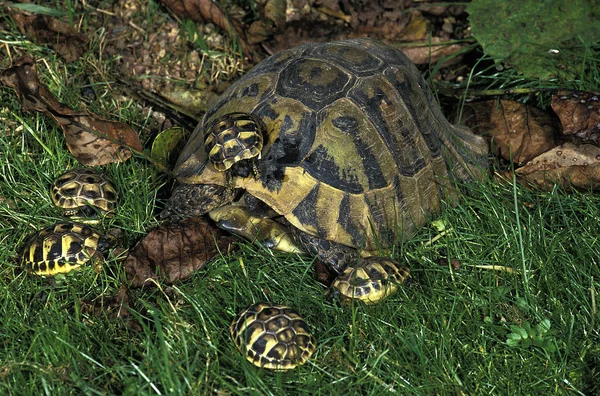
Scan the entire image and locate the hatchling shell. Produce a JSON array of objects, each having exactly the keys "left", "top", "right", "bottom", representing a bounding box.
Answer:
[
  {"left": 51, "top": 168, "right": 118, "bottom": 222},
  {"left": 22, "top": 222, "right": 106, "bottom": 275},
  {"left": 331, "top": 257, "right": 410, "bottom": 304},
  {"left": 230, "top": 302, "right": 316, "bottom": 370}
]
